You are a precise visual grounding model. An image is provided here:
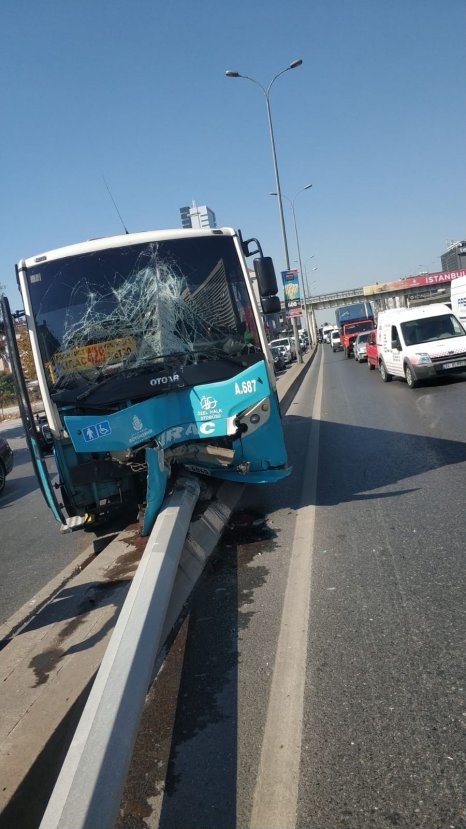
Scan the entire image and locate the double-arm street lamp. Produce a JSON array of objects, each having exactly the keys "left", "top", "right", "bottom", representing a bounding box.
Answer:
[
  {"left": 270, "top": 184, "right": 313, "bottom": 344},
  {"left": 226, "top": 59, "right": 304, "bottom": 361}
]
